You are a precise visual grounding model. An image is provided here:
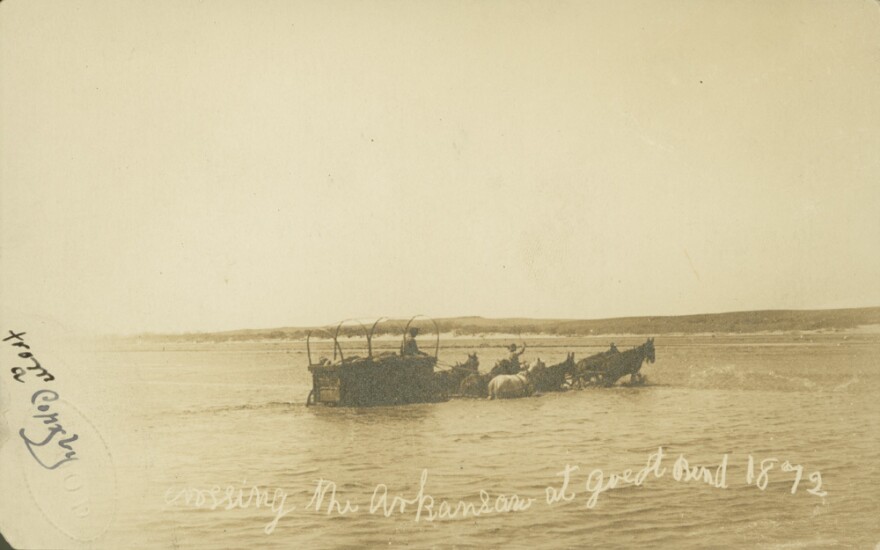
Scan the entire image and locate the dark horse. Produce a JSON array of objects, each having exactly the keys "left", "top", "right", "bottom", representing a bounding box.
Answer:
[
  {"left": 435, "top": 353, "right": 479, "bottom": 398},
  {"left": 573, "top": 346, "right": 619, "bottom": 387},
  {"left": 532, "top": 353, "right": 576, "bottom": 392},
  {"left": 586, "top": 338, "right": 656, "bottom": 387}
]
